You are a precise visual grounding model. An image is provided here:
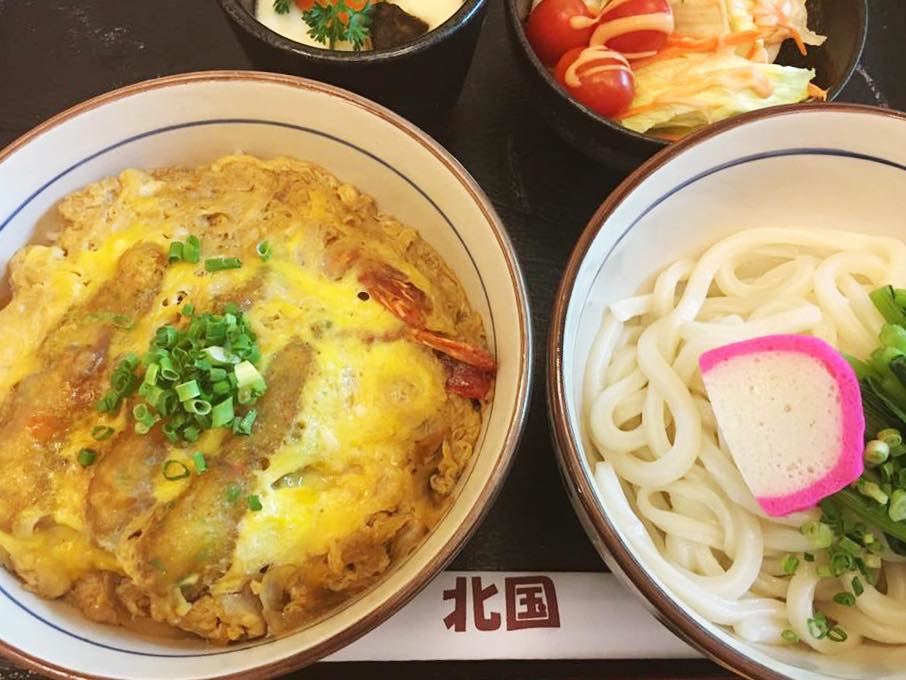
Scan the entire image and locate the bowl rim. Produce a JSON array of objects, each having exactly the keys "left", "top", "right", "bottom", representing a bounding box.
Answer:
[
  {"left": 547, "top": 102, "right": 906, "bottom": 680},
  {"left": 504, "top": 0, "right": 869, "bottom": 150},
  {"left": 218, "top": 0, "right": 487, "bottom": 63},
  {"left": 0, "top": 69, "right": 533, "bottom": 680}
]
